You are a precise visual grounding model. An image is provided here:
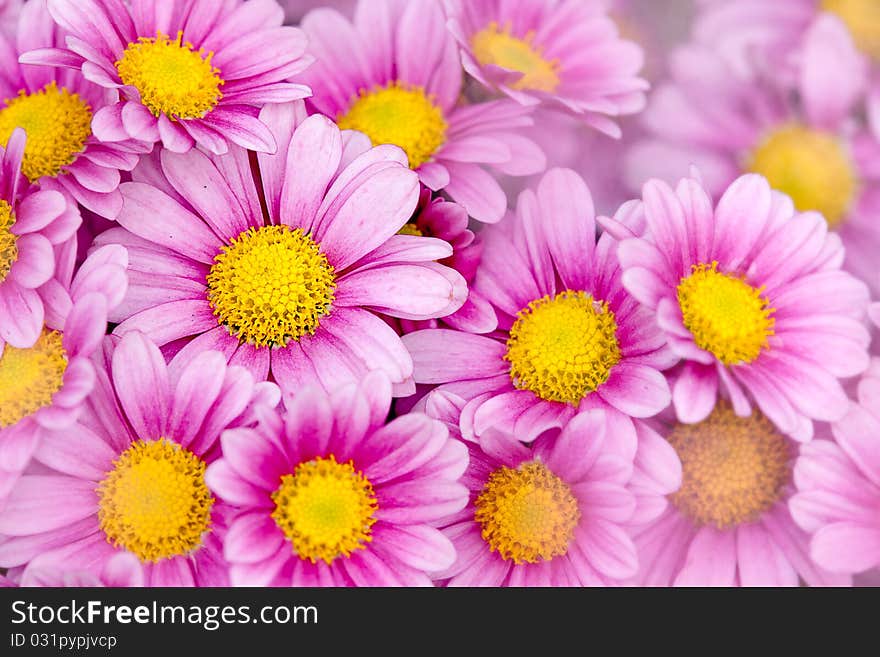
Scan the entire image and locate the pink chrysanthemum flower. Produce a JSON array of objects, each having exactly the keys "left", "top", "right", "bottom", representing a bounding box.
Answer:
[
  {"left": 0, "top": 130, "right": 80, "bottom": 348},
  {"left": 2, "top": 0, "right": 150, "bottom": 218},
  {"left": 790, "top": 359, "right": 880, "bottom": 575},
  {"left": 0, "top": 243, "right": 127, "bottom": 505},
  {"left": 445, "top": 0, "right": 648, "bottom": 137},
  {"left": 627, "top": 20, "right": 880, "bottom": 295},
  {"left": 631, "top": 402, "right": 849, "bottom": 586},
  {"left": 97, "top": 105, "right": 466, "bottom": 399},
  {"left": 0, "top": 331, "right": 280, "bottom": 586},
  {"left": 300, "top": 0, "right": 545, "bottom": 223},
  {"left": 29, "top": 0, "right": 312, "bottom": 155},
  {"left": 606, "top": 172, "right": 870, "bottom": 441},
  {"left": 21, "top": 552, "right": 143, "bottom": 587},
  {"left": 403, "top": 168, "right": 673, "bottom": 444},
  {"left": 425, "top": 391, "right": 680, "bottom": 586},
  {"left": 396, "top": 188, "right": 494, "bottom": 335},
  {"left": 205, "top": 372, "right": 469, "bottom": 587}
]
